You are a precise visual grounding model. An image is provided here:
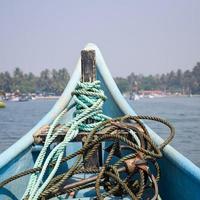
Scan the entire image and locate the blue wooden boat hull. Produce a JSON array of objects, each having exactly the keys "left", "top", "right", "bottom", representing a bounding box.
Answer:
[{"left": 0, "top": 43, "right": 200, "bottom": 200}]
